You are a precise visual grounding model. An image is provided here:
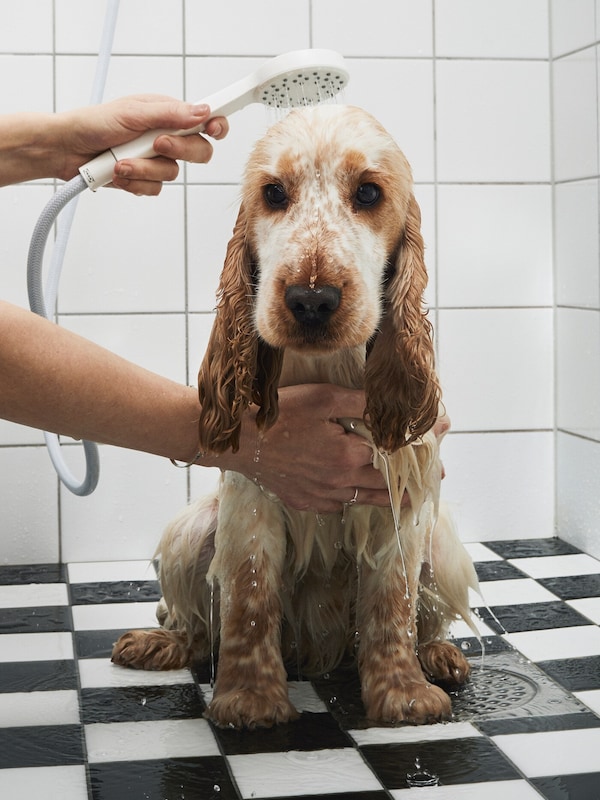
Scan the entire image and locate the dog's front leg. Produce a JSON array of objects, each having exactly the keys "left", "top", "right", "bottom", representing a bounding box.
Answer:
[
  {"left": 205, "top": 473, "right": 298, "bottom": 729},
  {"left": 358, "top": 534, "right": 452, "bottom": 725}
]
